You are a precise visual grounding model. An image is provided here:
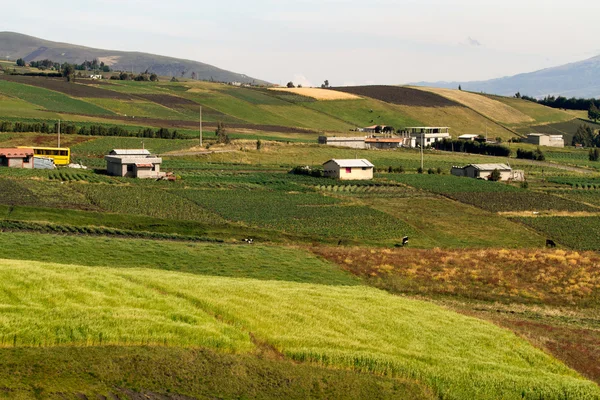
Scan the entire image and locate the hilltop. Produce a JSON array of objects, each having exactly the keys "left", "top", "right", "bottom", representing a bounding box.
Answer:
[
  {"left": 0, "top": 32, "right": 269, "bottom": 84},
  {"left": 412, "top": 54, "right": 600, "bottom": 98}
]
